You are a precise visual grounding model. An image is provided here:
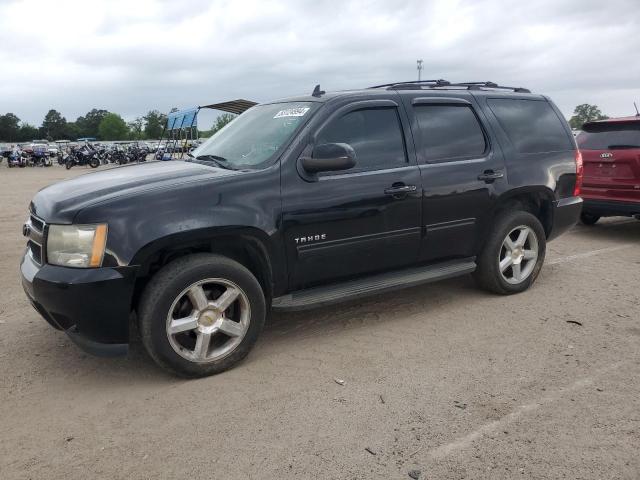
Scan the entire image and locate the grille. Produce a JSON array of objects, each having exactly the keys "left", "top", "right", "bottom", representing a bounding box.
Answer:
[{"left": 26, "top": 214, "right": 46, "bottom": 265}]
